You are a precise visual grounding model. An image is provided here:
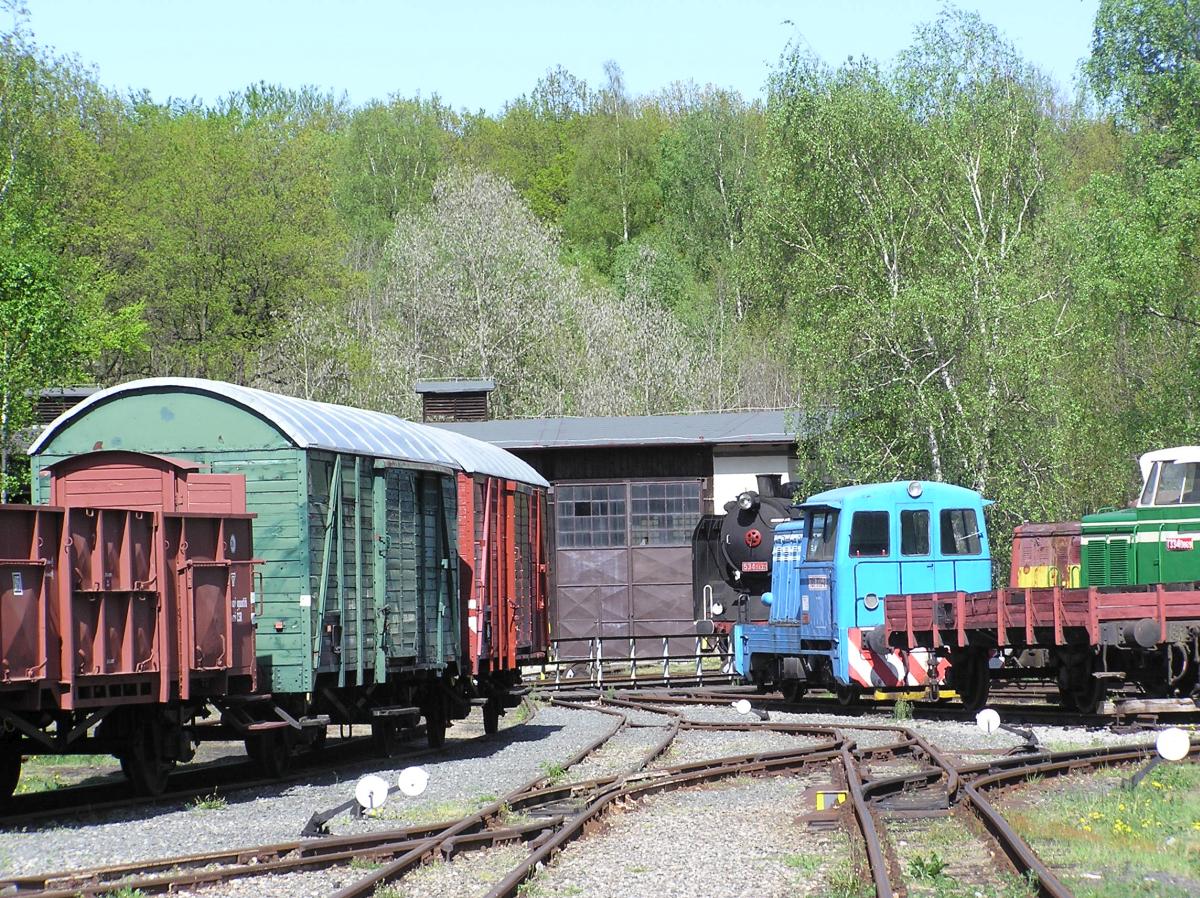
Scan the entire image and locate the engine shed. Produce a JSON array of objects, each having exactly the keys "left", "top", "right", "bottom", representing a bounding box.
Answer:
[{"left": 436, "top": 407, "right": 804, "bottom": 660}]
